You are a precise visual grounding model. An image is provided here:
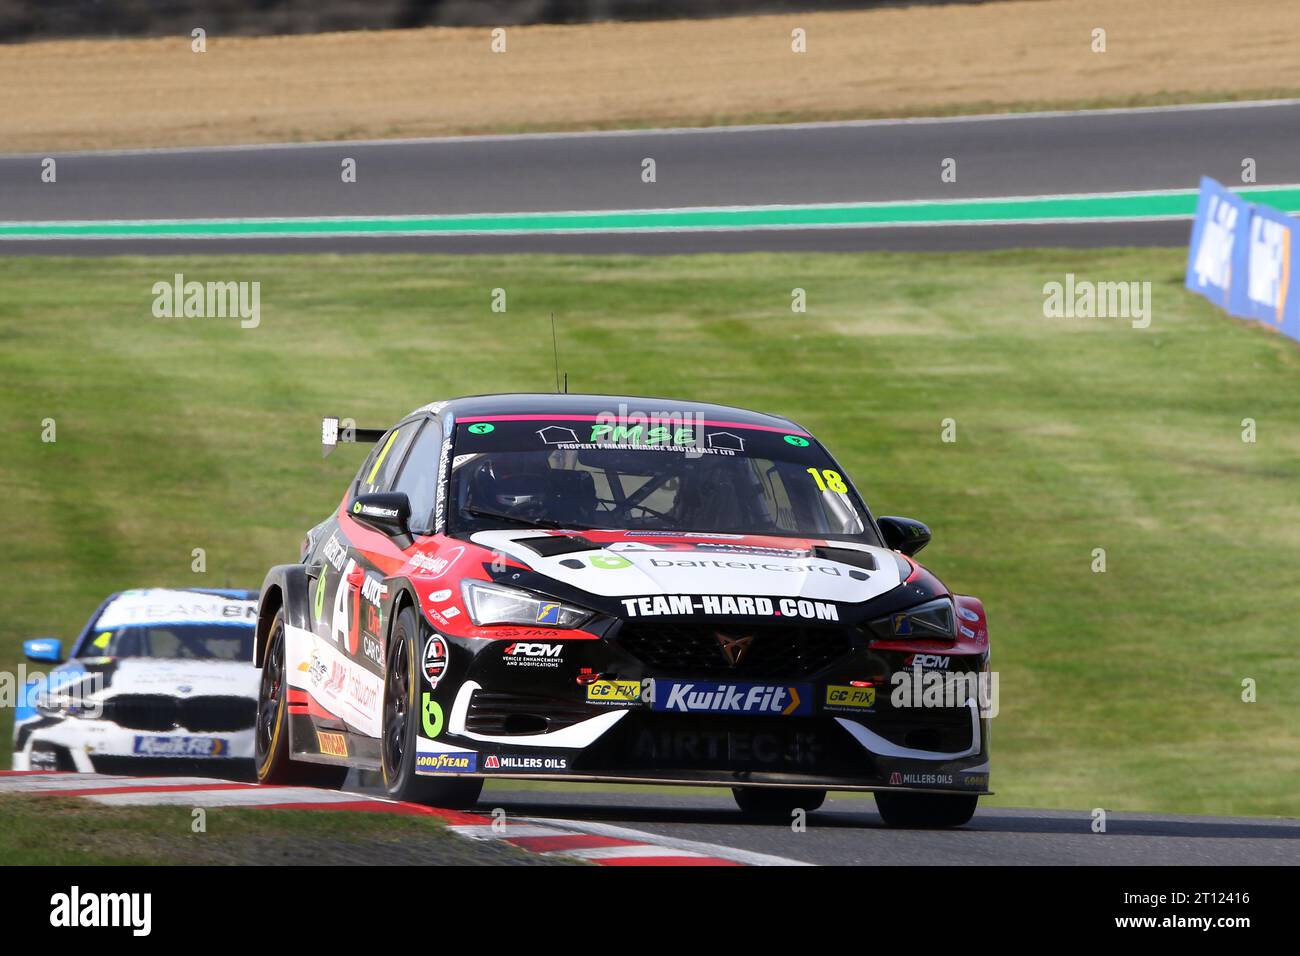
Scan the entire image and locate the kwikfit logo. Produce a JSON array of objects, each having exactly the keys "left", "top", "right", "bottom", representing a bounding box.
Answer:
[{"left": 652, "top": 680, "right": 810, "bottom": 716}]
